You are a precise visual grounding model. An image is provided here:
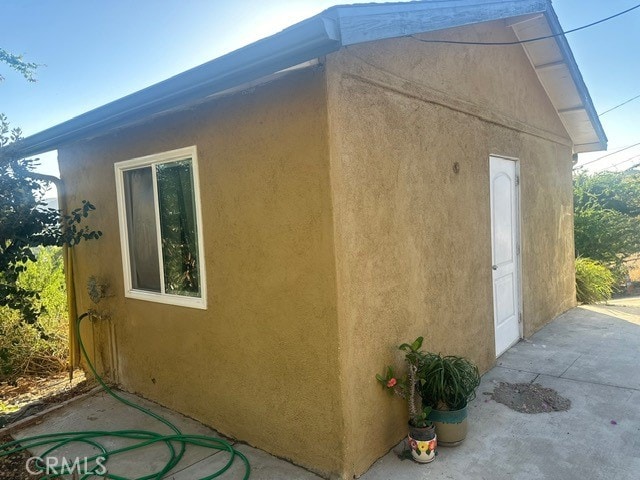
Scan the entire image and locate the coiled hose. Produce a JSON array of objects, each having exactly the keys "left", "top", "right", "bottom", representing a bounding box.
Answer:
[{"left": 0, "top": 312, "right": 251, "bottom": 479}]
